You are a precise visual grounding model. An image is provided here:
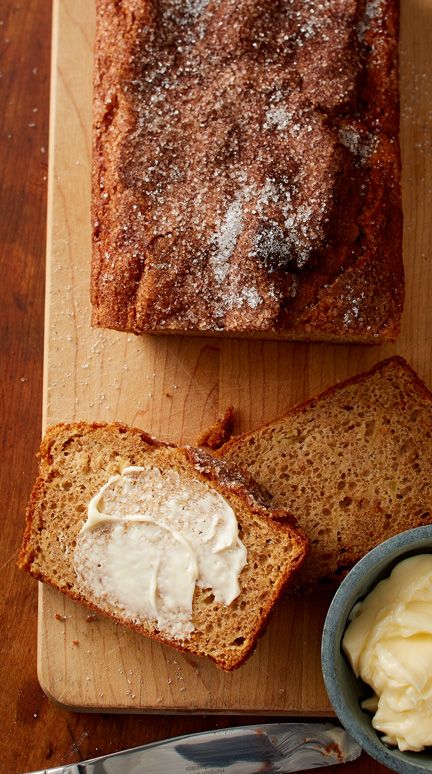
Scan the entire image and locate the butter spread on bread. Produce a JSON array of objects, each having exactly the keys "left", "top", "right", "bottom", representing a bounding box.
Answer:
[{"left": 75, "top": 465, "right": 247, "bottom": 639}]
